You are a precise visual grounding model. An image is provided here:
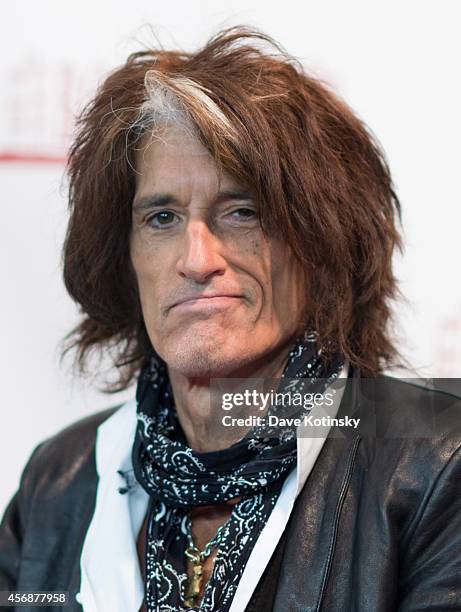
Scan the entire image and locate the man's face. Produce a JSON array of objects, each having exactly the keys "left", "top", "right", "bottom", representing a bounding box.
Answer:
[{"left": 130, "top": 126, "right": 307, "bottom": 377}]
